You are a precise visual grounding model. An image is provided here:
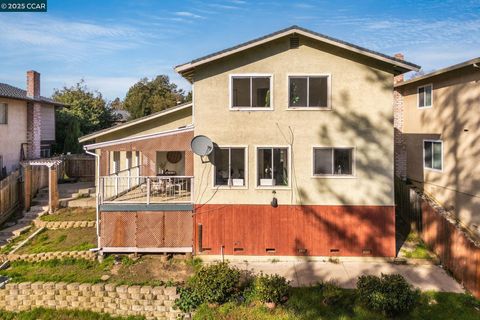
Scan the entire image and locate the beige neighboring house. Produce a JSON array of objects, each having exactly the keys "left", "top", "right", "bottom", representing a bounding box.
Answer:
[
  {"left": 394, "top": 57, "right": 480, "bottom": 237},
  {"left": 81, "top": 26, "right": 420, "bottom": 257},
  {"left": 0, "top": 71, "right": 64, "bottom": 176}
]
